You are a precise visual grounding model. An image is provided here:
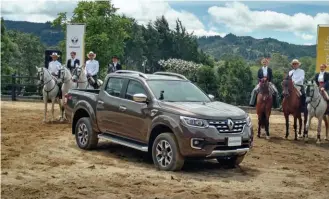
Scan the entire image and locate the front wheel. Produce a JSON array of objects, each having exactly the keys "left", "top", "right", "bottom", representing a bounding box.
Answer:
[
  {"left": 152, "top": 133, "right": 185, "bottom": 171},
  {"left": 216, "top": 154, "right": 246, "bottom": 168},
  {"left": 75, "top": 117, "right": 98, "bottom": 150}
]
